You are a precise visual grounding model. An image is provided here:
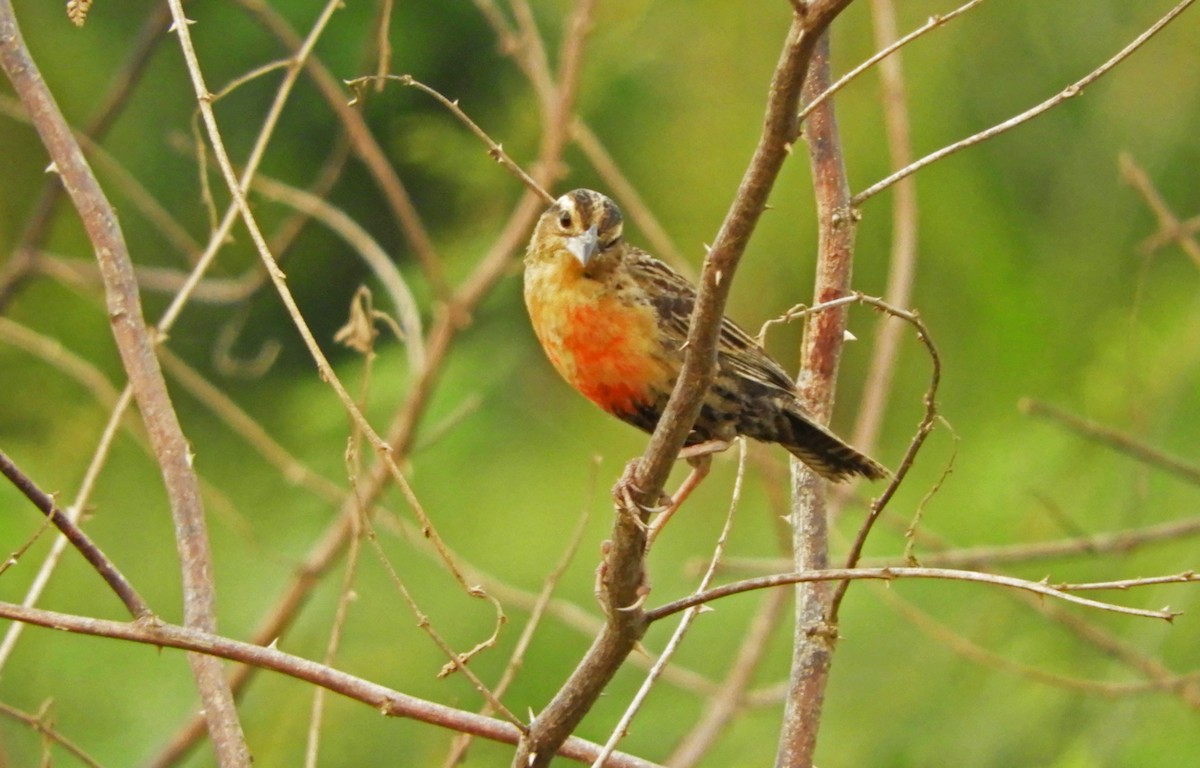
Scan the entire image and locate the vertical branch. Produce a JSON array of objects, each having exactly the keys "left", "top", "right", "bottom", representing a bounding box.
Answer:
[
  {"left": 0, "top": 3, "right": 249, "bottom": 765},
  {"left": 849, "top": 0, "right": 919, "bottom": 455},
  {"left": 776, "top": 31, "right": 855, "bottom": 768}
]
